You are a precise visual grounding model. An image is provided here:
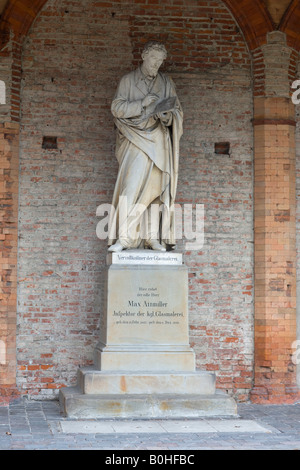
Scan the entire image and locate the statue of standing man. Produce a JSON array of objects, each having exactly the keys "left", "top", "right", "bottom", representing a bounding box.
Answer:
[{"left": 108, "top": 41, "right": 183, "bottom": 253}]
